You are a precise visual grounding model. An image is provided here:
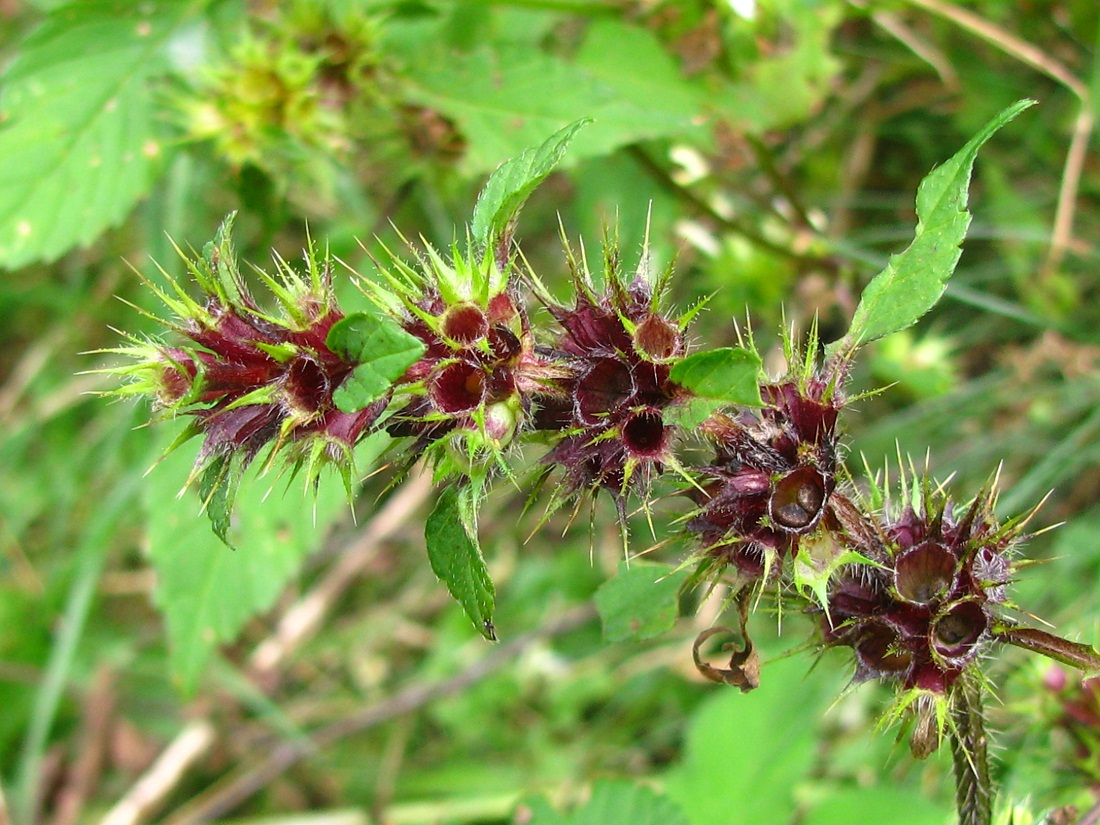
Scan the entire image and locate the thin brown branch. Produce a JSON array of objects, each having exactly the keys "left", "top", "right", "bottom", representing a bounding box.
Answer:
[
  {"left": 1043, "top": 106, "right": 1094, "bottom": 281},
  {"left": 868, "top": 6, "right": 960, "bottom": 92},
  {"left": 163, "top": 605, "right": 597, "bottom": 825},
  {"left": 906, "top": 0, "right": 1094, "bottom": 282},
  {"left": 907, "top": 0, "right": 1086, "bottom": 99},
  {"left": 99, "top": 721, "right": 216, "bottom": 825},
  {"left": 102, "top": 470, "right": 435, "bottom": 825},
  {"left": 249, "top": 468, "right": 434, "bottom": 678},
  {"left": 50, "top": 668, "right": 114, "bottom": 825},
  {"left": 626, "top": 145, "right": 839, "bottom": 274},
  {"left": 1079, "top": 797, "right": 1100, "bottom": 825}
]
